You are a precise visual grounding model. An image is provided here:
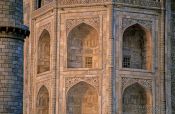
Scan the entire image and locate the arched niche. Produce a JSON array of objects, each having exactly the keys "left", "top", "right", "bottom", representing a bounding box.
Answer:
[
  {"left": 36, "top": 86, "right": 49, "bottom": 114},
  {"left": 122, "top": 83, "right": 152, "bottom": 114},
  {"left": 122, "top": 24, "right": 152, "bottom": 70},
  {"left": 67, "top": 23, "right": 99, "bottom": 68},
  {"left": 66, "top": 81, "right": 99, "bottom": 114},
  {"left": 37, "top": 30, "right": 50, "bottom": 74}
]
